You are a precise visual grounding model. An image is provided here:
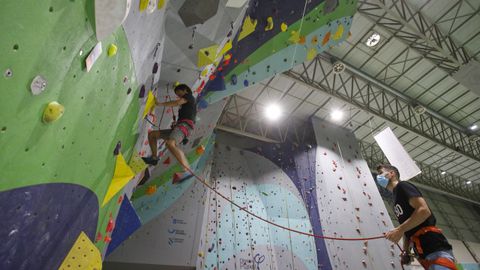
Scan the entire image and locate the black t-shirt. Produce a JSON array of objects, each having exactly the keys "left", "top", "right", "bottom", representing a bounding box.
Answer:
[
  {"left": 393, "top": 181, "right": 452, "bottom": 257},
  {"left": 178, "top": 93, "right": 196, "bottom": 122}
]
